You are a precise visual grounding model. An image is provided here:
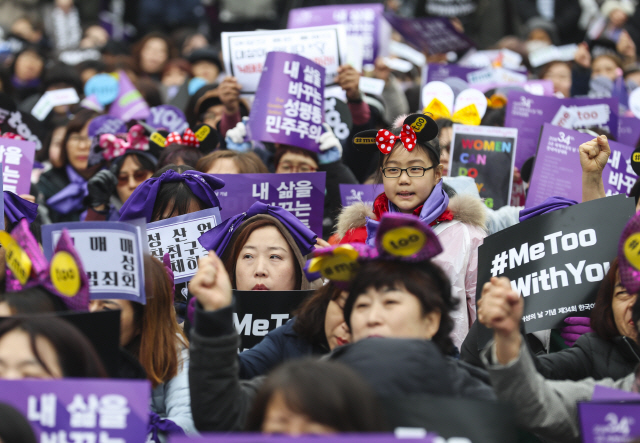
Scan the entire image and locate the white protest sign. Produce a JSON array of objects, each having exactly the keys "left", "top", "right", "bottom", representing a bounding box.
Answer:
[
  {"left": 551, "top": 104, "right": 611, "bottom": 129},
  {"left": 358, "top": 76, "right": 385, "bottom": 96},
  {"left": 146, "top": 207, "right": 222, "bottom": 284},
  {"left": 221, "top": 25, "right": 348, "bottom": 93},
  {"left": 528, "top": 44, "right": 578, "bottom": 68},
  {"left": 31, "top": 88, "right": 80, "bottom": 121},
  {"left": 382, "top": 57, "right": 414, "bottom": 73},
  {"left": 389, "top": 40, "right": 426, "bottom": 67}
]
